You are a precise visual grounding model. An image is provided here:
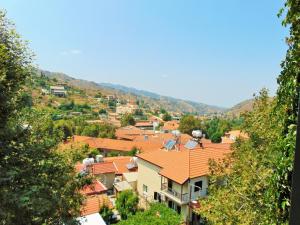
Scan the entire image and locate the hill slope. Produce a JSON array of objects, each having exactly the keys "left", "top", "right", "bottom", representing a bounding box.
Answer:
[{"left": 40, "top": 70, "right": 226, "bottom": 114}]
